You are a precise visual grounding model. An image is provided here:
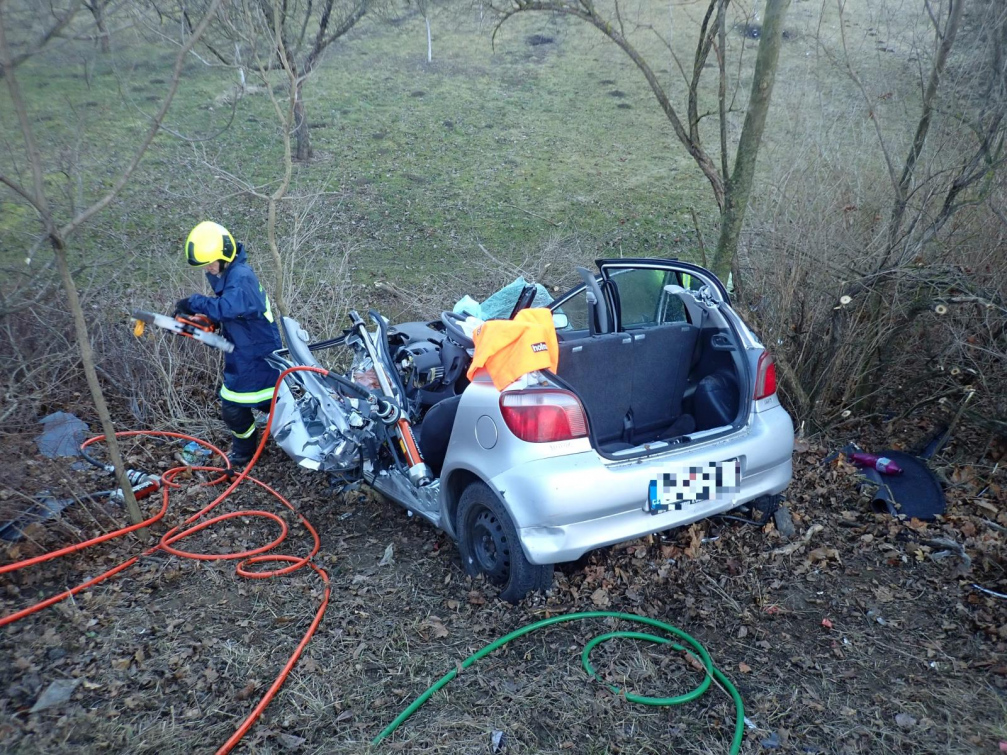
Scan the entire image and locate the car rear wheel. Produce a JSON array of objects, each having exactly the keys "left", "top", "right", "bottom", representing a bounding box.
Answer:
[{"left": 457, "top": 482, "right": 553, "bottom": 604}]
